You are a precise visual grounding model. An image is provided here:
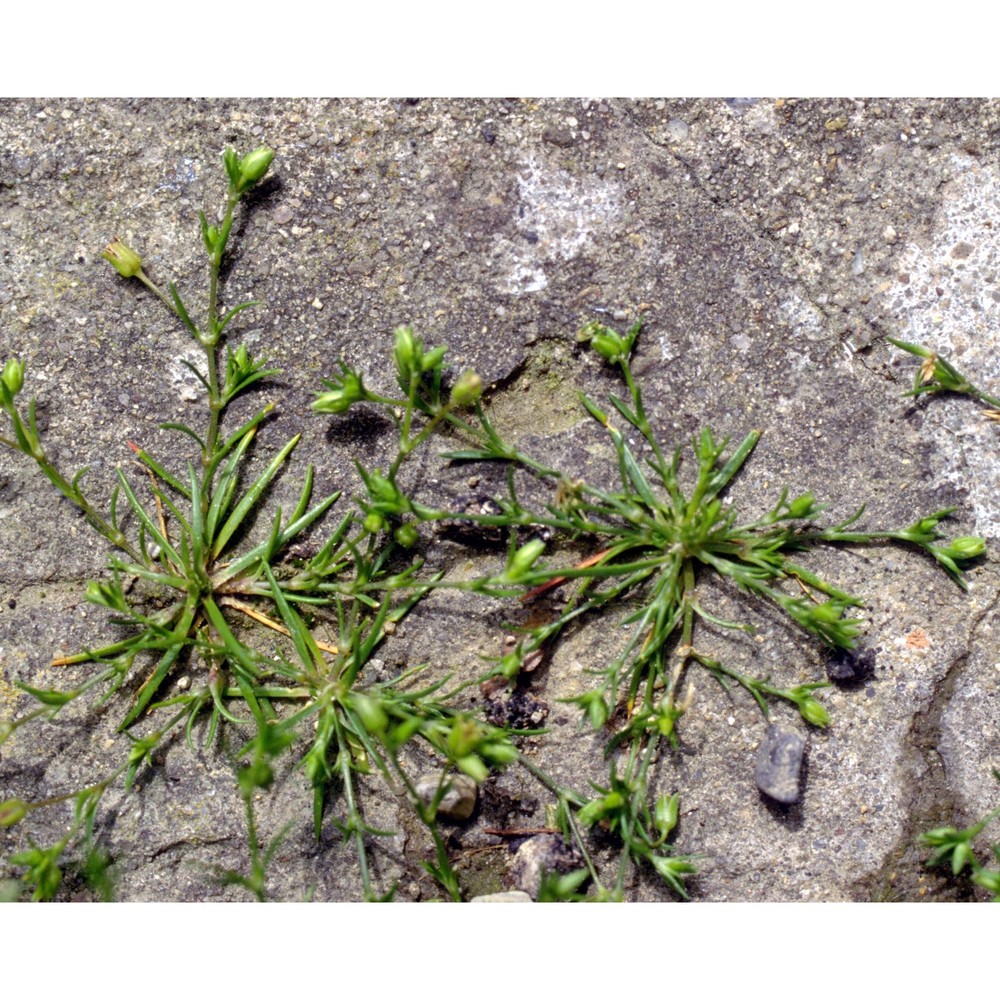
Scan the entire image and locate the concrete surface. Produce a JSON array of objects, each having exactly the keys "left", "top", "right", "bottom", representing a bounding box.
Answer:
[{"left": 0, "top": 98, "right": 997, "bottom": 901}]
